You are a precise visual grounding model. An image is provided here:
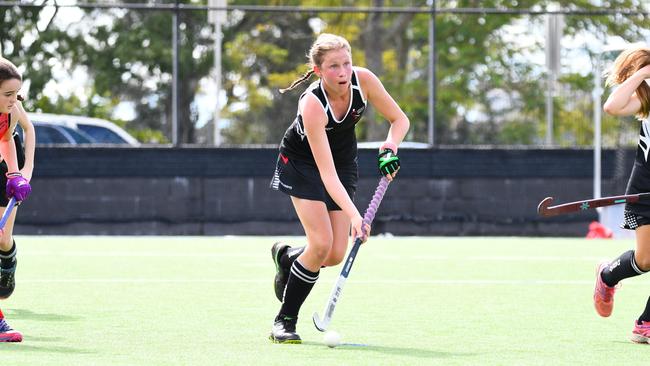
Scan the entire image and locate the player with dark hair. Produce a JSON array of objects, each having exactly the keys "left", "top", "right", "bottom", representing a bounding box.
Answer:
[
  {"left": 0, "top": 57, "right": 35, "bottom": 342},
  {"left": 268, "top": 33, "right": 408, "bottom": 343}
]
